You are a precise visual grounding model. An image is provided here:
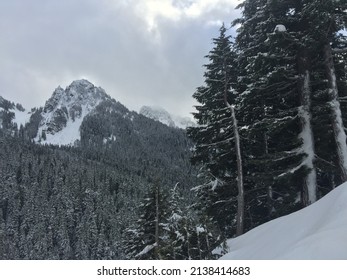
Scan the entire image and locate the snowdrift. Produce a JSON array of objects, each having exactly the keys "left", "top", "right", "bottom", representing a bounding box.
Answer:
[{"left": 220, "top": 183, "right": 347, "bottom": 259}]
